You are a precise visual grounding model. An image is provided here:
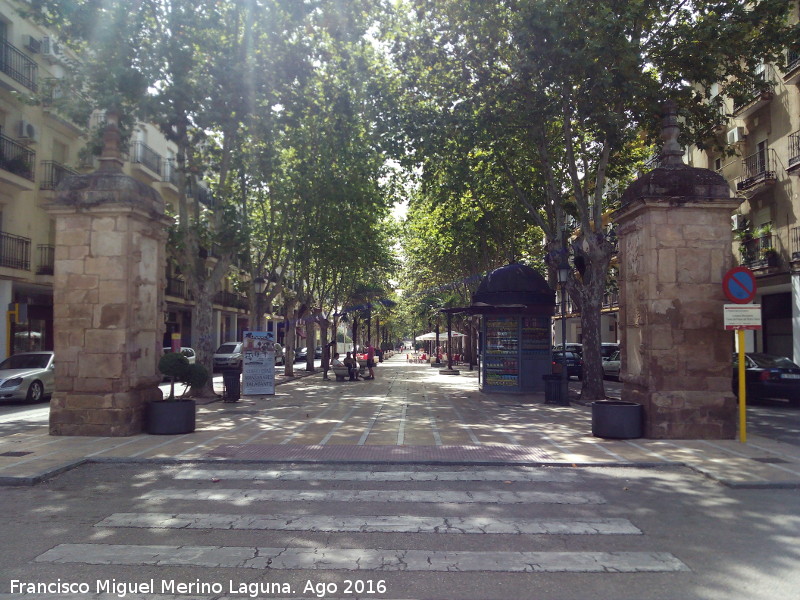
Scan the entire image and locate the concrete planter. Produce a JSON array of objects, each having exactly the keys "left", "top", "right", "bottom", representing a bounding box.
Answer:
[
  {"left": 145, "top": 399, "right": 196, "bottom": 435},
  {"left": 591, "top": 400, "right": 642, "bottom": 439}
]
